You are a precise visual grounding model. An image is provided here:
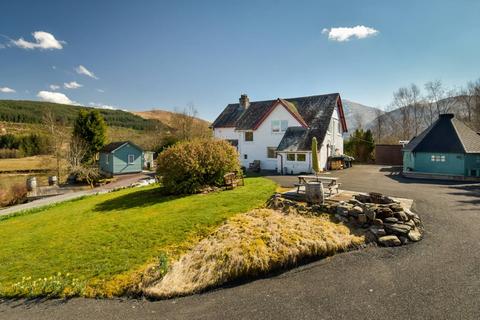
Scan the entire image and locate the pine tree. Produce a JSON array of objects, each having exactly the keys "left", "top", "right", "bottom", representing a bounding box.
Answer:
[{"left": 73, "top": 110, "right": 107, "bottom": 163}]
